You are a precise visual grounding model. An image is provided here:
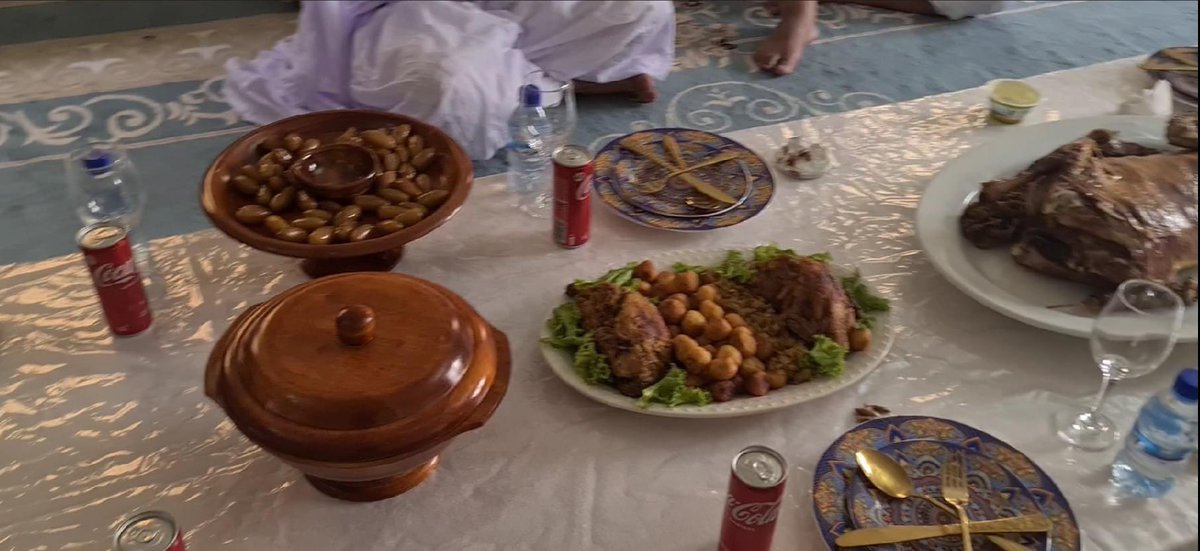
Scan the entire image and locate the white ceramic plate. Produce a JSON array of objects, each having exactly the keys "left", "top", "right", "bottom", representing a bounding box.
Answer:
[
  {"left": 539, "top": 249, "right": 895, "bottom": 418},
  {"left": 917, "top": 115, "right": 1197, "bottom": 341}
]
